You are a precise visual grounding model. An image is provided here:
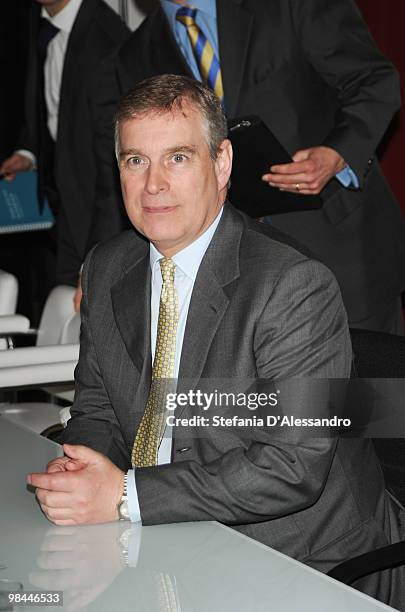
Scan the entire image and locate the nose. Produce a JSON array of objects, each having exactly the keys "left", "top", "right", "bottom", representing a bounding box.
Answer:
[{"left": 144, "top": 163, "right": 169, "bottom": 195}]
